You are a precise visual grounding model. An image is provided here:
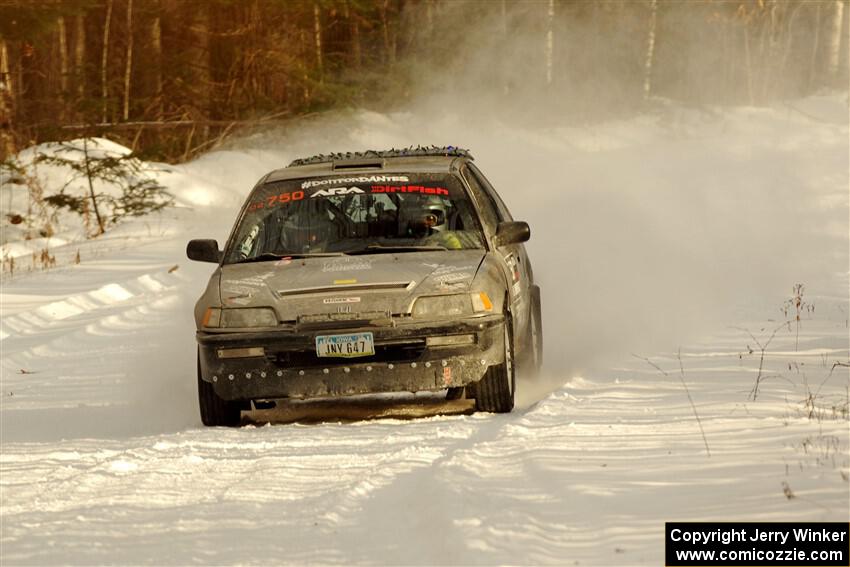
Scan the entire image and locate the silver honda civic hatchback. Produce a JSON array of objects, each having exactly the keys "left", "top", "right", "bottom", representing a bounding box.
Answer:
[{"left": 187, "top": 148, "right": 542, "bottom": 426}]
